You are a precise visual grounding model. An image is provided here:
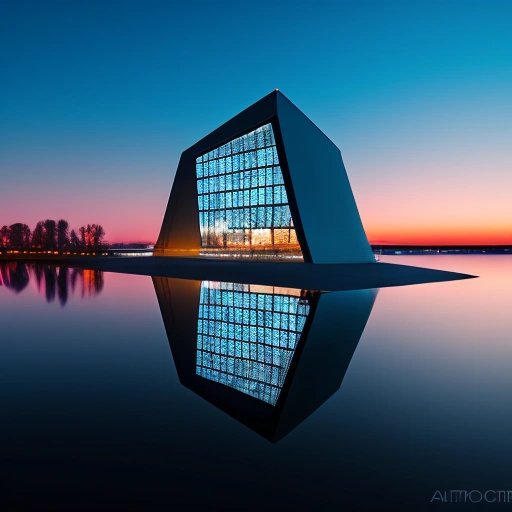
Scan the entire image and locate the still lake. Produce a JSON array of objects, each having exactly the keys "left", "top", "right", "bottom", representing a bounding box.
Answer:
[{"left": 1, "top": 256, "right": 511, "bottom": 510}]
